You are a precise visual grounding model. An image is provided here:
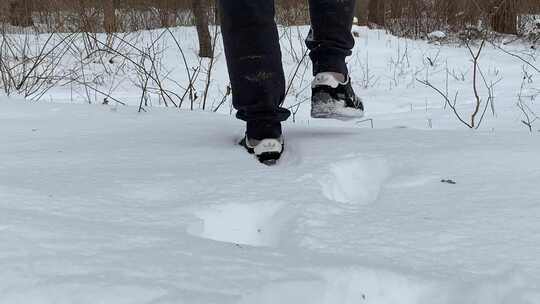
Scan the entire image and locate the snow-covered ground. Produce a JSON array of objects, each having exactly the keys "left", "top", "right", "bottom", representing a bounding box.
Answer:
[{"left": 1, "top": 26, "right": 540, "bottom": 303}]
